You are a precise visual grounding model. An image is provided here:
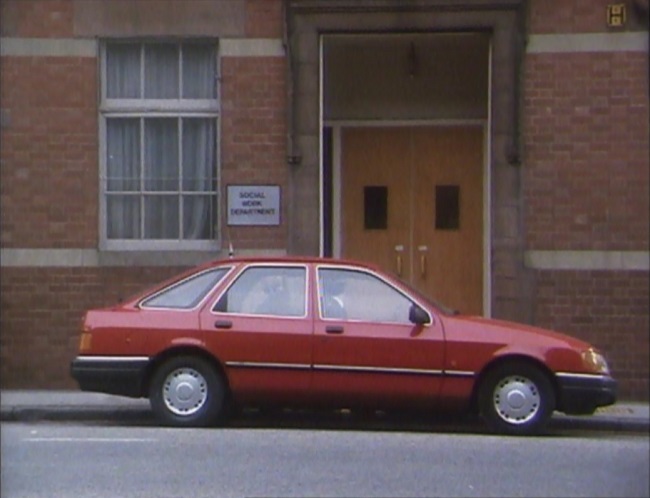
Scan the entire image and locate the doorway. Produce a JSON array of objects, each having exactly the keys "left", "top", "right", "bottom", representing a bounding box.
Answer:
[{"left": 335, "top": 125, "right": 485, "bottom": 316}]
